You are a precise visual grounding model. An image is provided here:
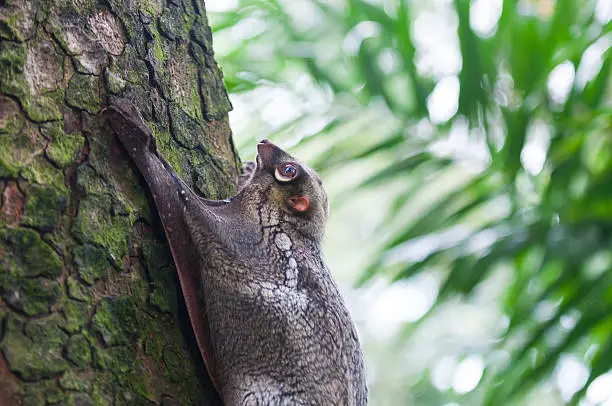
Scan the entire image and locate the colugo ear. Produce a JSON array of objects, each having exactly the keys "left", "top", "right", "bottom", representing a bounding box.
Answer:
[{"left": 288, "top": 195, "right": 309, "bottom": 212}]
